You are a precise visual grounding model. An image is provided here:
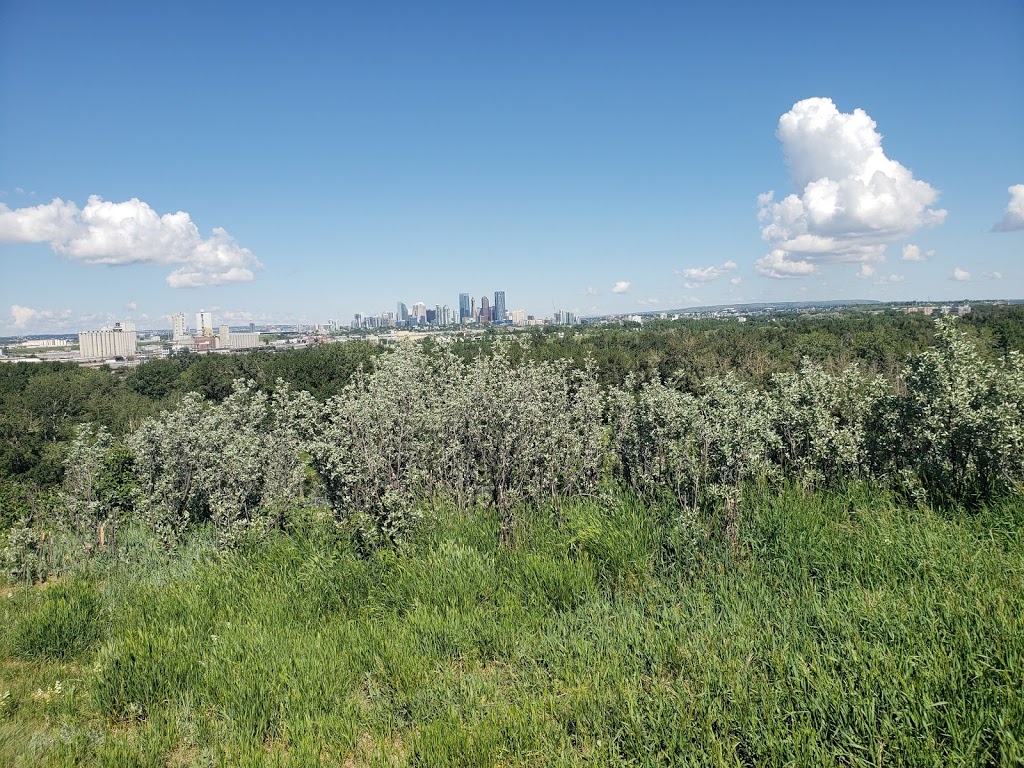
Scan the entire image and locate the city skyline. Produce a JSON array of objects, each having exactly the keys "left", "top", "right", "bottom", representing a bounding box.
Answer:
[{"left": 2, "top": 1, "right": 1022, "bottom": 334}]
